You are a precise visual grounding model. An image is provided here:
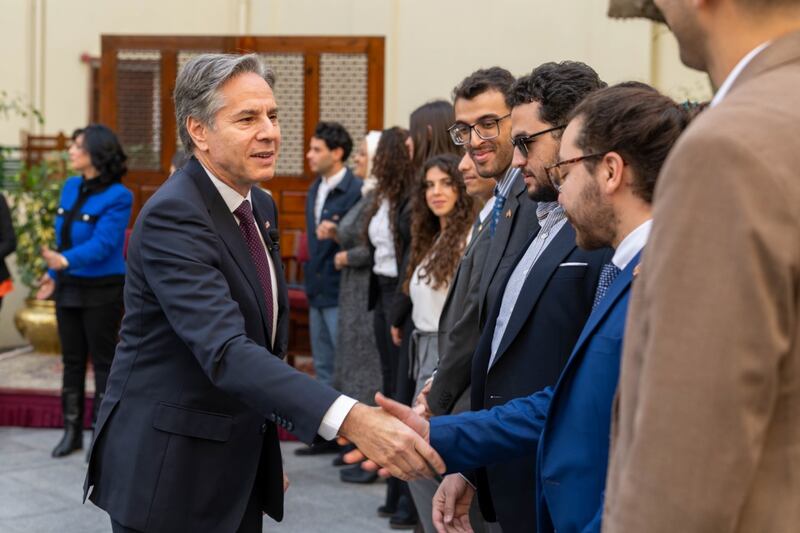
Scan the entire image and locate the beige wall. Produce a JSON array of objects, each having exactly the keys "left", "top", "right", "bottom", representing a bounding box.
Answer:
[{"left": 0, "top": 0, "right": 711, "bottom": 346}]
